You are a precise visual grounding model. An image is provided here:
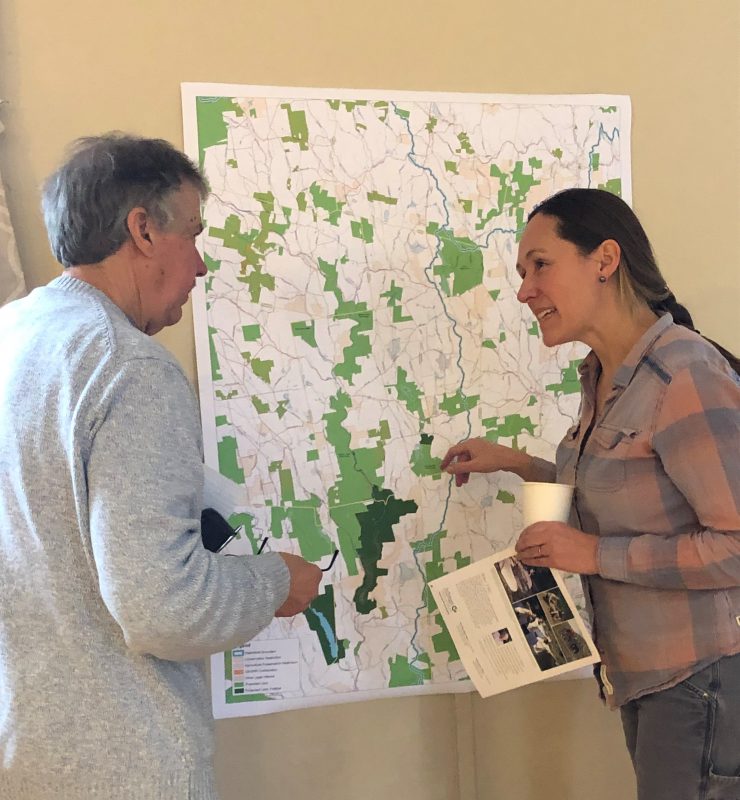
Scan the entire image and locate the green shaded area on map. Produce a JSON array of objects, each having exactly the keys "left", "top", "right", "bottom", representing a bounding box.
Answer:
[
  {"left": 205, "top": 254, "right": 221, "bottom": 274},
  {"left": 319, "top": 258, "right": 373, "bottom": 384},
  {"left": 322, "top": 391, "right": 417, "bottom": 592},
  {"left": 310, "top": 182, "right": 345, "bottom": 226},
  {"left": 368, "top": 419, "right": 391, "bottom": 441},
  {"left": 413, "top": 529, "right": 465, "bottom": 663},
  {"left": 353, "top": 486, "right": 418, "bottom": 614},
  {"left": 476, "top": 158, "right": 543, "bottom": 237},
  {"left": 410, "top": 433, "right": 442, "bottom": 479},
  {"left": 546, "top": 359, "right": 583, "bottom": 395},
  {"left": 373, "top": 100, "right": 389, "bottom": 123},
  {"left": 267, "top": 461, "right": 334, "bottom": 561},
  {"left": 251, "top": 395, "right": 270, "bottom": 414},
  {"left": 598, "top": 178, "right": 622, "bottom": 196},
  {"left": 242, "top": 324, "right": 261, "bottom": 342},
  {"left": 388, "top": 653, "right": 432, "bottom": 687},
  {"left": 280, "top": 103, "right": 309, "bottom": 150},
  {"left": 482, "top": 414, "right": 536, "bottom": 449},
  {"left": 247, "top": 399, "right": 289, "bottom": 420},
  {"left": 427, "top": 222, "right": 484, "bottom": 296},
  {"left": 195, "top": 96, "right": 243, "bottom": 166},
  {"left": 327, "top": 99, "right": 368, "bottom": 112},
  {"left": 392, "top": 366, "right": 427, "bottom": 422},
  {"left": 323, "top": 390, "right": 384, "bottom": 576},
  {"left": 208, "top": 326, "right": 222, "bottom": 381},
  {"left": 456, "top": 132, "right": 474, "bottom": 154},
  {"left": 351, "top": 217, "right": 374, "bottom": 243},
  {"left": 367, "top": 191, "right": 398, "bottom": 205},
  {"left": 270, "top": 460, "right": 295, "bottom": 502},
  {"left": 209, "top": 203, "right": 291, "bottom": 303},
  {"left": 380, "top": 280, "right": 412, "bottom": 323},
  {"left": 291, "top": 320, "right": 318, "bottom": 348},
  {"left": 439, "top": 390, "right": 479, "bottom": 416},
  {"left": 218, "top": 435, "right": 244, "bottom": 485},
  {"left": 241, "top": 352, "right": 274, "bottom": 384}
]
